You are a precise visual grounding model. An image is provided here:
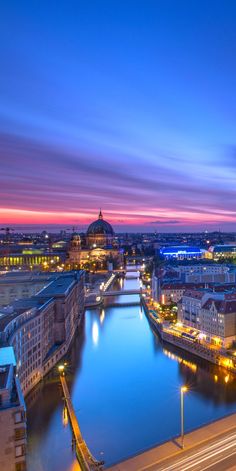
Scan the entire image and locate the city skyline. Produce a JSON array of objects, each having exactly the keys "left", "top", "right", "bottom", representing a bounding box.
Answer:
[{"left": 1, "top": 1, "right": 236, "bottom": 231}]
